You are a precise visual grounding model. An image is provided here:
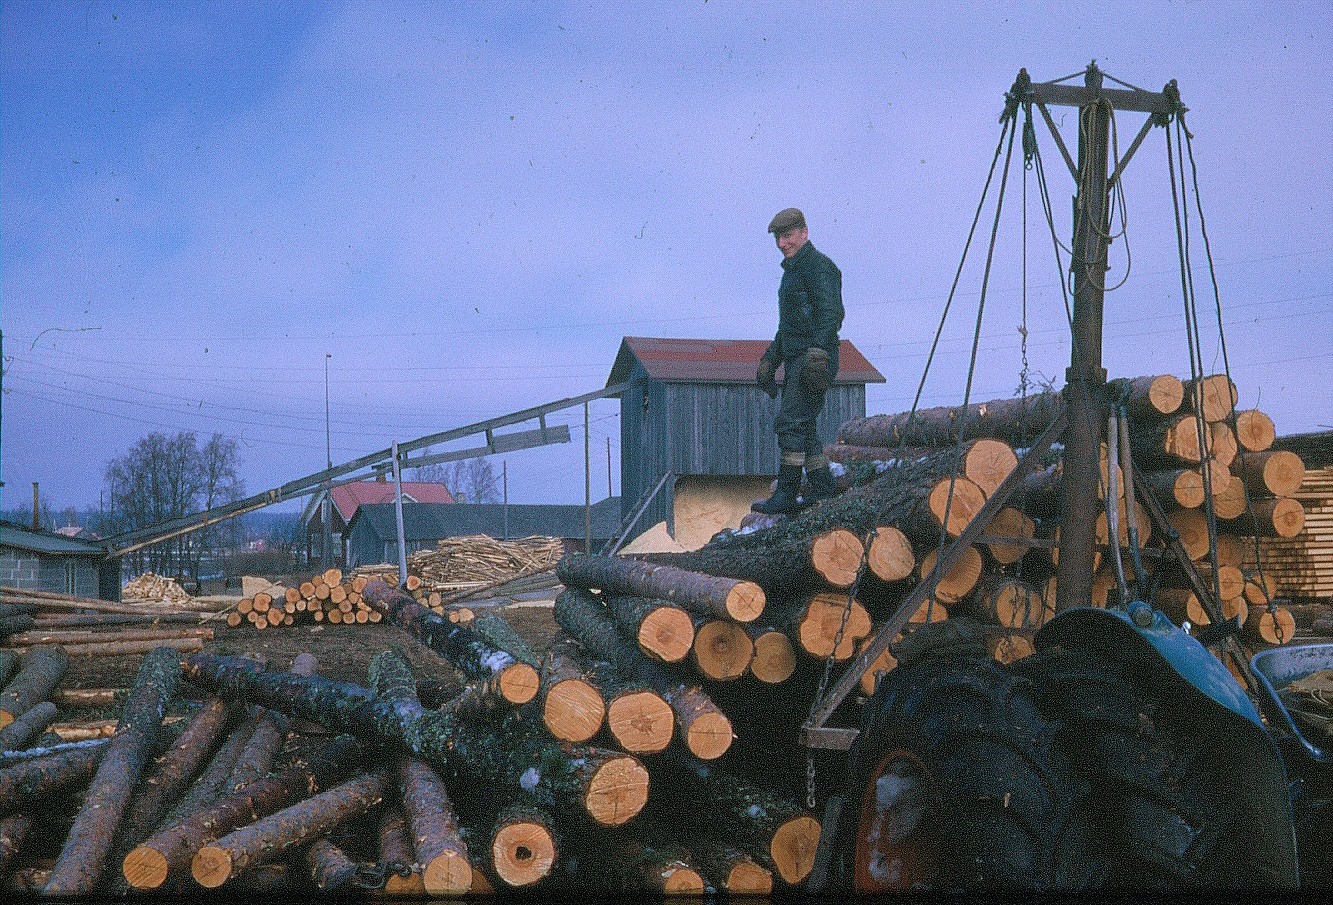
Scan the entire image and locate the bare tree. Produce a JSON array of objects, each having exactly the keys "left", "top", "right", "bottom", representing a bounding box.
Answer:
[
  {"left": 444, "top": 458, "right": 501, "bottom": 504},
  {"left": 103, "top": 431, "right": 244, "bottom": 579}
]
